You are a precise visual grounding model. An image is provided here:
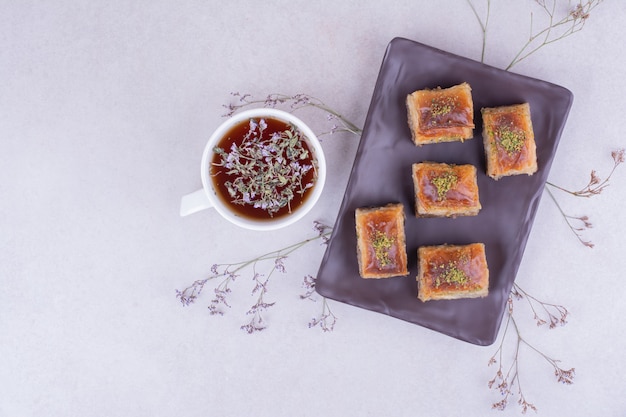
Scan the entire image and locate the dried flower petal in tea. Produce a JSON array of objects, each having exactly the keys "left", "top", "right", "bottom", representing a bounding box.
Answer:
[{"left": 211, "top": 117, "right": 318, "bottom": 220}]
